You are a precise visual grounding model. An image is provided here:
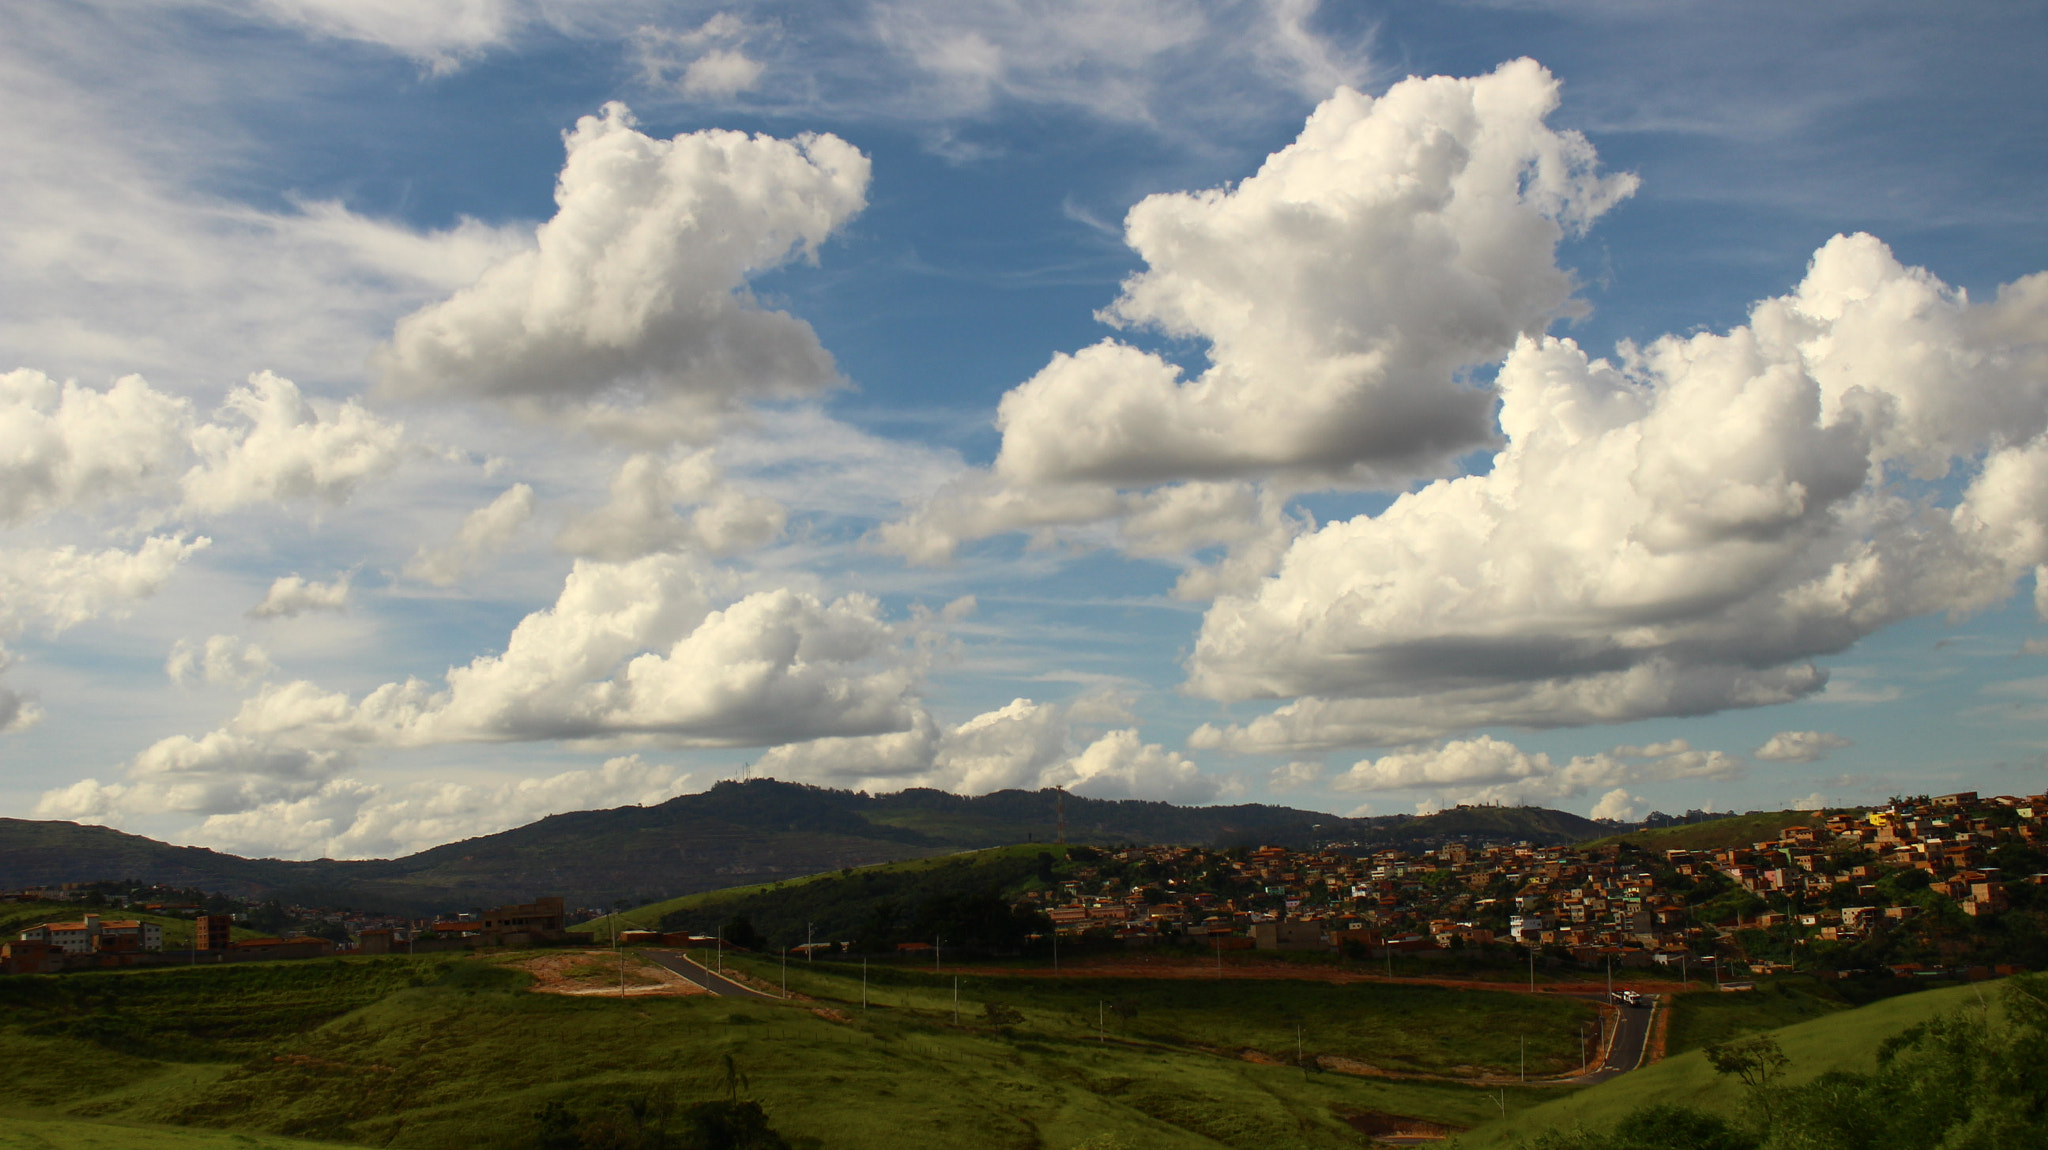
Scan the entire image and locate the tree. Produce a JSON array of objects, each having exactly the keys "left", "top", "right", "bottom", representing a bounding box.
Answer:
[
  {"left": 722, "top": 916, "right": 766, "bottom": 953},
  {"left": 1706, "top": 1035, "right": 1789, "bottom": 1126},
  {"left": 714, "top": 1052, "right": 749, "bottom": 1103}
]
